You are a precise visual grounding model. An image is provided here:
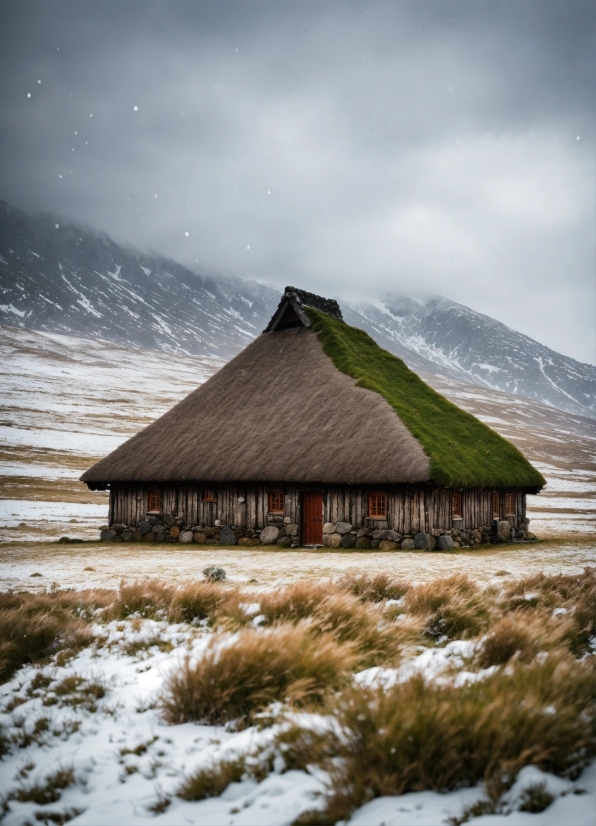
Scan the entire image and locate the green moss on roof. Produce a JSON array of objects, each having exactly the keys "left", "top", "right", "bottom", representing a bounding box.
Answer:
[{"left": 305, "top": 307, "right": 545, "bottom": 490}]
